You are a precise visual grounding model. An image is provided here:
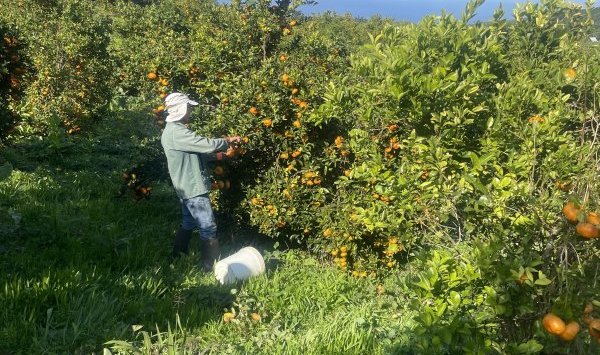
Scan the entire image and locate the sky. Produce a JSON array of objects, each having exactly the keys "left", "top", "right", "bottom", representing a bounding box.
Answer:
[{"left": 297, "top": 0, "right": 589, "bottom": 22}]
